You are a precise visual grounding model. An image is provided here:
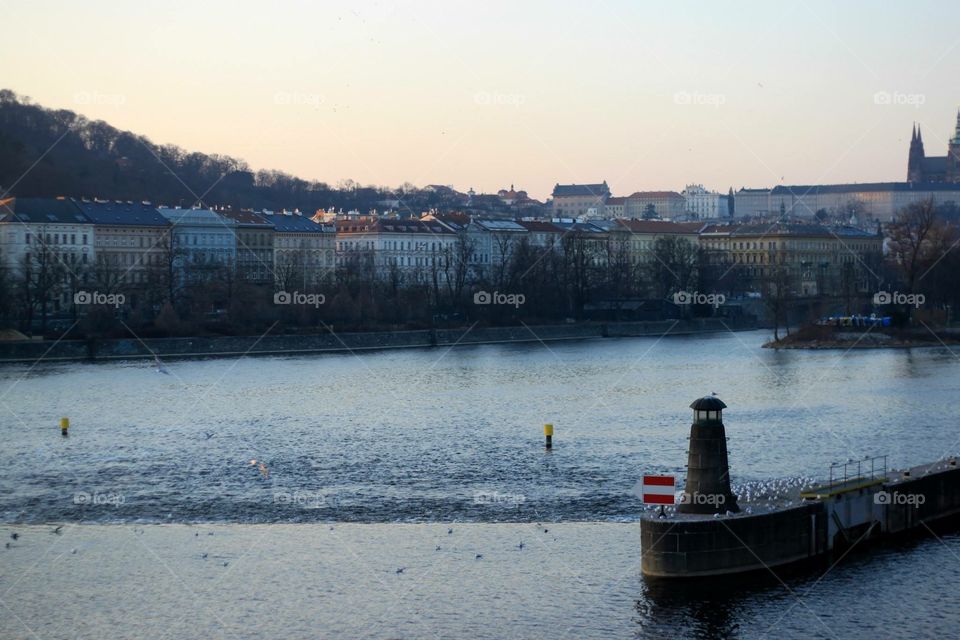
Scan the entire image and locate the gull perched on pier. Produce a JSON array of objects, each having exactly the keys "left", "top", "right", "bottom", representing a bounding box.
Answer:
[{"left": 154, "top": 356, "right": 169, "bottom": 375}]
